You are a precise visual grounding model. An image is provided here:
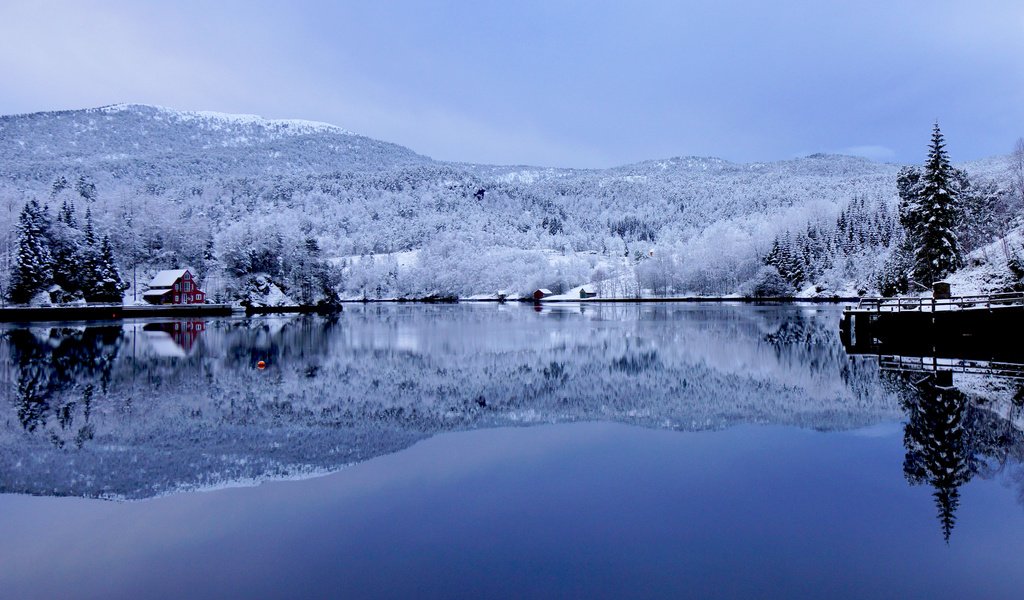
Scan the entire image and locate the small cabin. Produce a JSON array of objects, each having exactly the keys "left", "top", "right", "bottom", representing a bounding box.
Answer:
[
  {"left": 533, "top": 288, "right": 553, "bottom": 301},
  {"left": 579, "top": 287, "right": 598, "bottom": 299},
  {"left": 143, "top": 269, "right": 206, "bottom": 305}
]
